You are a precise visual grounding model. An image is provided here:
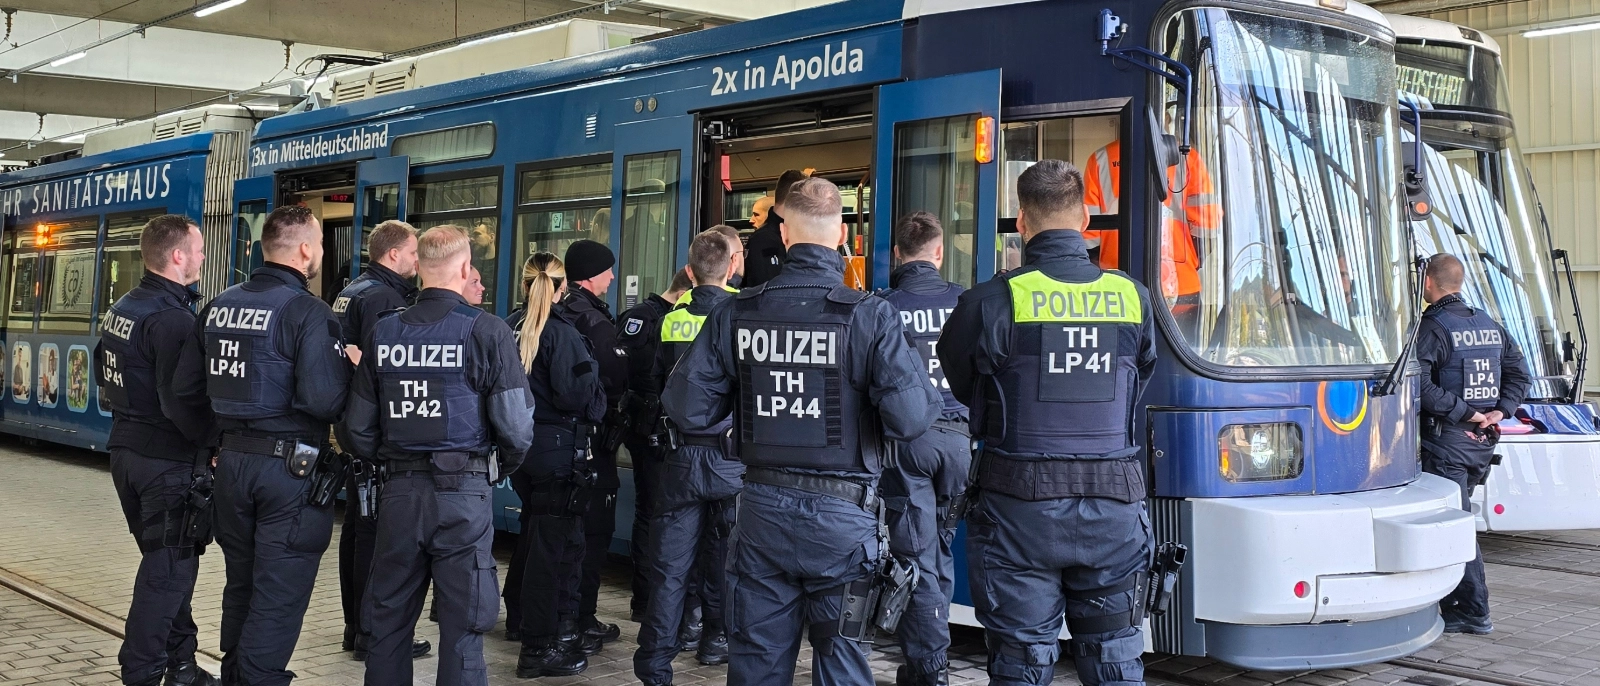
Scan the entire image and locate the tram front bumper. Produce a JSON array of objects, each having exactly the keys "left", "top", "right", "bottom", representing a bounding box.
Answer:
[{"left": 1191, "top": 471, "right": 1475, "bottom": 626}]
